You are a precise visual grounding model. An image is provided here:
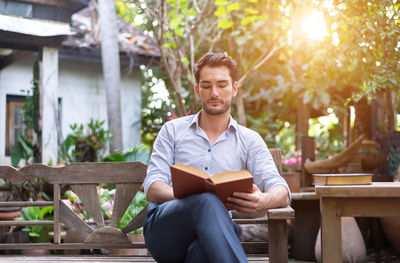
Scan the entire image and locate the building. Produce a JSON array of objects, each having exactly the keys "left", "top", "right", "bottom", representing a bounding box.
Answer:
[{"left": 0, "top": 0, "right": 159, "bottom": 165}]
